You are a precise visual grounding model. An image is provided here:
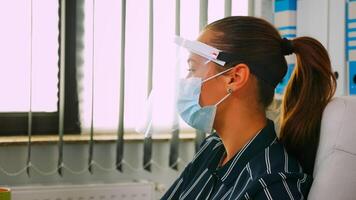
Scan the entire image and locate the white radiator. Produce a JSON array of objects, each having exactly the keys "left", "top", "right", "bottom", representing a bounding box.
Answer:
[{"left": 11, "top": 183, "right": 155, "bottom": 200}]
